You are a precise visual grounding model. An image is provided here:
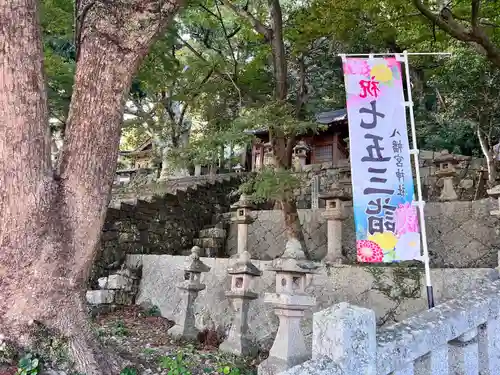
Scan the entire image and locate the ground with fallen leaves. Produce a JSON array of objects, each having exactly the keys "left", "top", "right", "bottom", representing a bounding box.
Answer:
[
  {"left": 95, "top": 305, "right": 263, "bottom": 375},
  {"left": 0, "top": 305, "right": 264, "bottom": 375}
]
